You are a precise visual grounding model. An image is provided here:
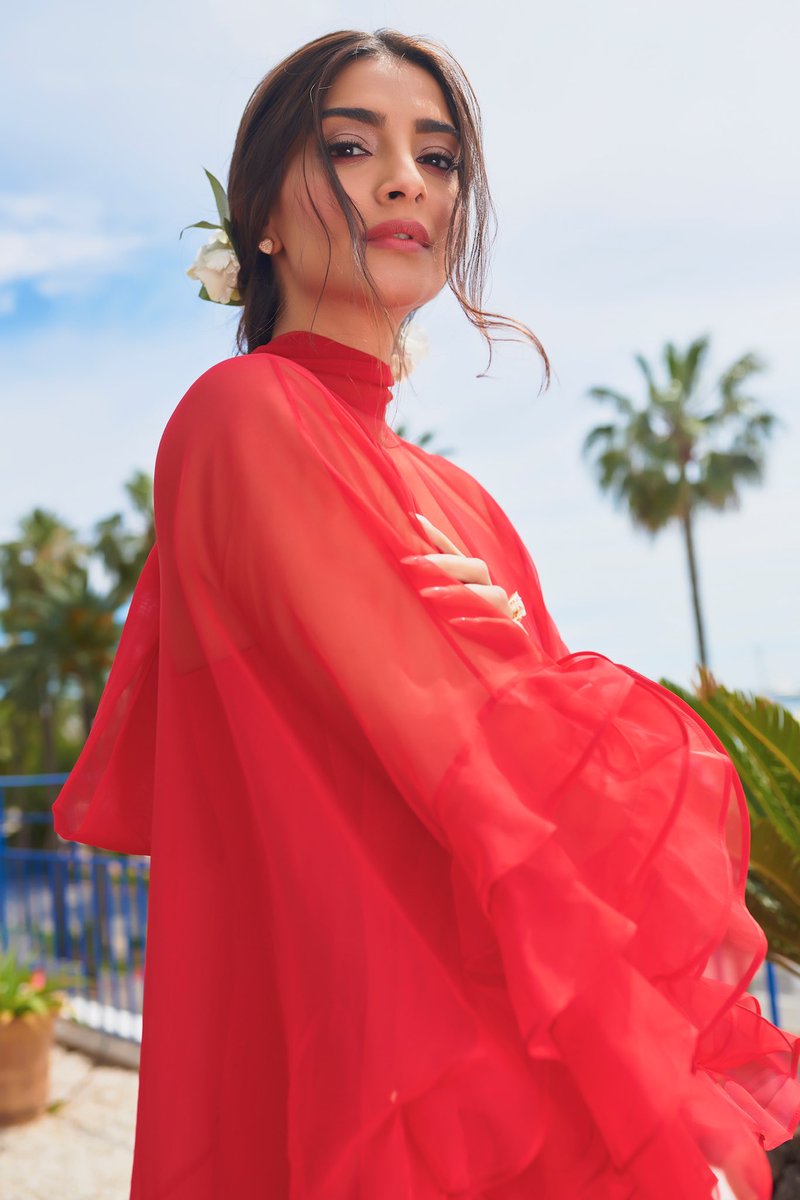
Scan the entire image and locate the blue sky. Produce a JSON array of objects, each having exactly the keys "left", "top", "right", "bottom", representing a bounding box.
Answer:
[{"left": 2, "top": 0, "right": 798, "bottom": 697}]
